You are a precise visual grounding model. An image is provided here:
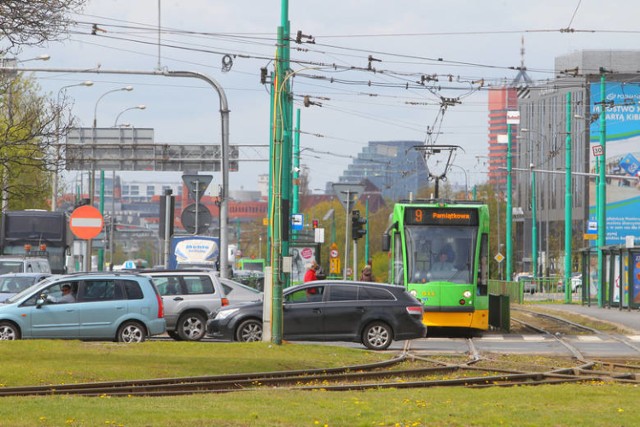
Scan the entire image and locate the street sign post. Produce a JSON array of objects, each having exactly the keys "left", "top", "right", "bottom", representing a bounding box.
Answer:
[
  {"left": 181, "top": 203, "right": 212, "bottom": 234},
  {"left": 331, "top": 183, "right": 364, "bottom": 214},
  {"left": 182, "top": 175, "right": 213, "bottom": 234},
  {"left": 182, "top": 174, "right": 213, "bottom": 202},
  {"left": 69, "top": 205, "right": 104, "bottom": 240},
  {"left": 331, "top": 183, "right": 364, "bottom": 280}
]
